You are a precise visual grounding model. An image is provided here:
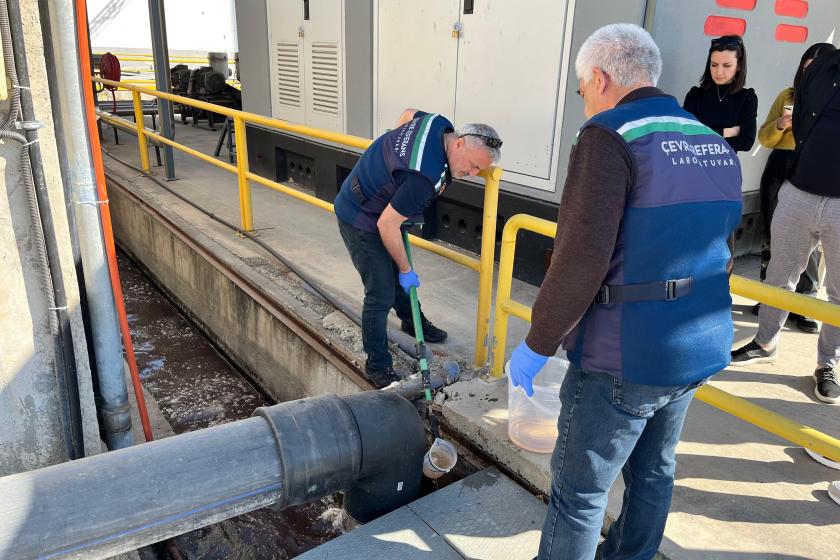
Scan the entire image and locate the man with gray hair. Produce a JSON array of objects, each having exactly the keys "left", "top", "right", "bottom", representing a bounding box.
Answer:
[
  {"left": 507, "top": 24, "right": 742, "bottom": 559},
  {"left": 335, "top": 109, "right": 500, "bottom": 386}
]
